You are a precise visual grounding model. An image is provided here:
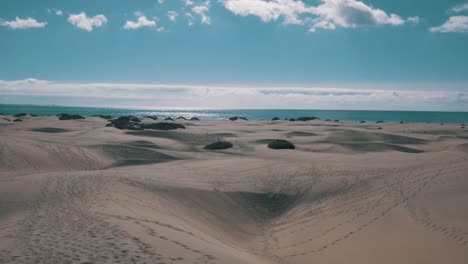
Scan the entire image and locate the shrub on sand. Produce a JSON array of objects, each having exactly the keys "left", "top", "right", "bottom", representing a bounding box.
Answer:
[
  {"left": 268, "top": 139, "right": 295, "bottom": 150},
  {"left": 204, "top": 141, "right": 233, "bottom": 150}
]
